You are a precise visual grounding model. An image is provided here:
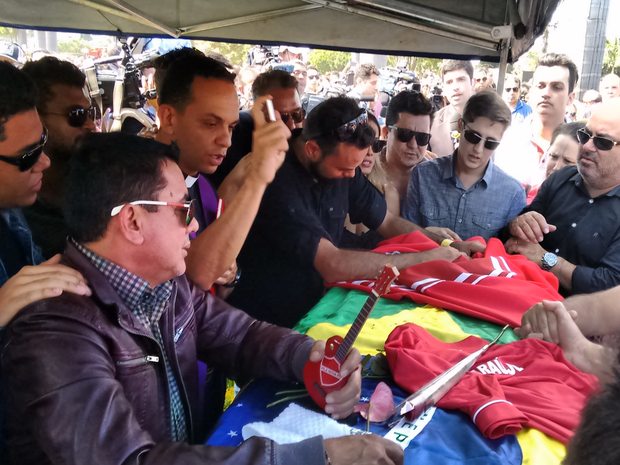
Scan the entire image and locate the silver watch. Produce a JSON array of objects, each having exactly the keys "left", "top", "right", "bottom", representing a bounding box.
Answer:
[{"left": 541, "top": 252, "right": 558, "bottom": 271}]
